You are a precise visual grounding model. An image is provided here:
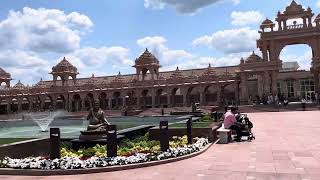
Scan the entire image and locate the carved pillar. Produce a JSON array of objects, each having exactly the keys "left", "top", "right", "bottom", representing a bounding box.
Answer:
[
  {"left": 122, "top": 97, "right": 126, "bottom": 107},
  {"left": 240, "top": 73, "right": 248, "bottom": 104},
  {"left": 108, "top": 98, "right": 112, "bottom": 110},
  {"left": 277, "top": 20, "right": 282, "bottom": 31},
  {"left": 217, "top": 85, "right": 221, "bottom": 105},
  {"left": 303, "top": 17, "right": 307, "bottom": 28},
  {"left": 17, "top": 99, "right": 22, "bottom": 113},
  {"left": 7, "top": 102, "right": 11, "bottom": 114},
  {"left": 199, "top": 89, "right": 204, "bottom": 105},
  {"left": 81, "top": 99, "right": 86, "bottom": 111},
  {"left": 167, "top": 94, "right": 171, "bottom": 108},
  {"left": 271, "top": 71, "right": 278, "bottom": 96},
  {"left": 257, "top": 74, "right": 263, "bottom": 98},
  {"left": 314, "top": 72, "right": 320, "bottom": 96},
  {"left": 151, "top": 89, "right": 156, "bottom": 108},
  {"left": 234, "top": 82, "right": 239, "bottom": 105},
  {"left": 262, "top": 44, "right": 269, "bottom": 61},
  {"left": 263, "top": 71, "right": 271, "bottom": 95},
  {"left": 136, "top": 95, "right": 140, "bottom": 109},
  {"left": 283, "top": 19, "right": 287, "bottom": 30},
  {"left": 308, "top": 16, "right": 312, "bottom": 27}
]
